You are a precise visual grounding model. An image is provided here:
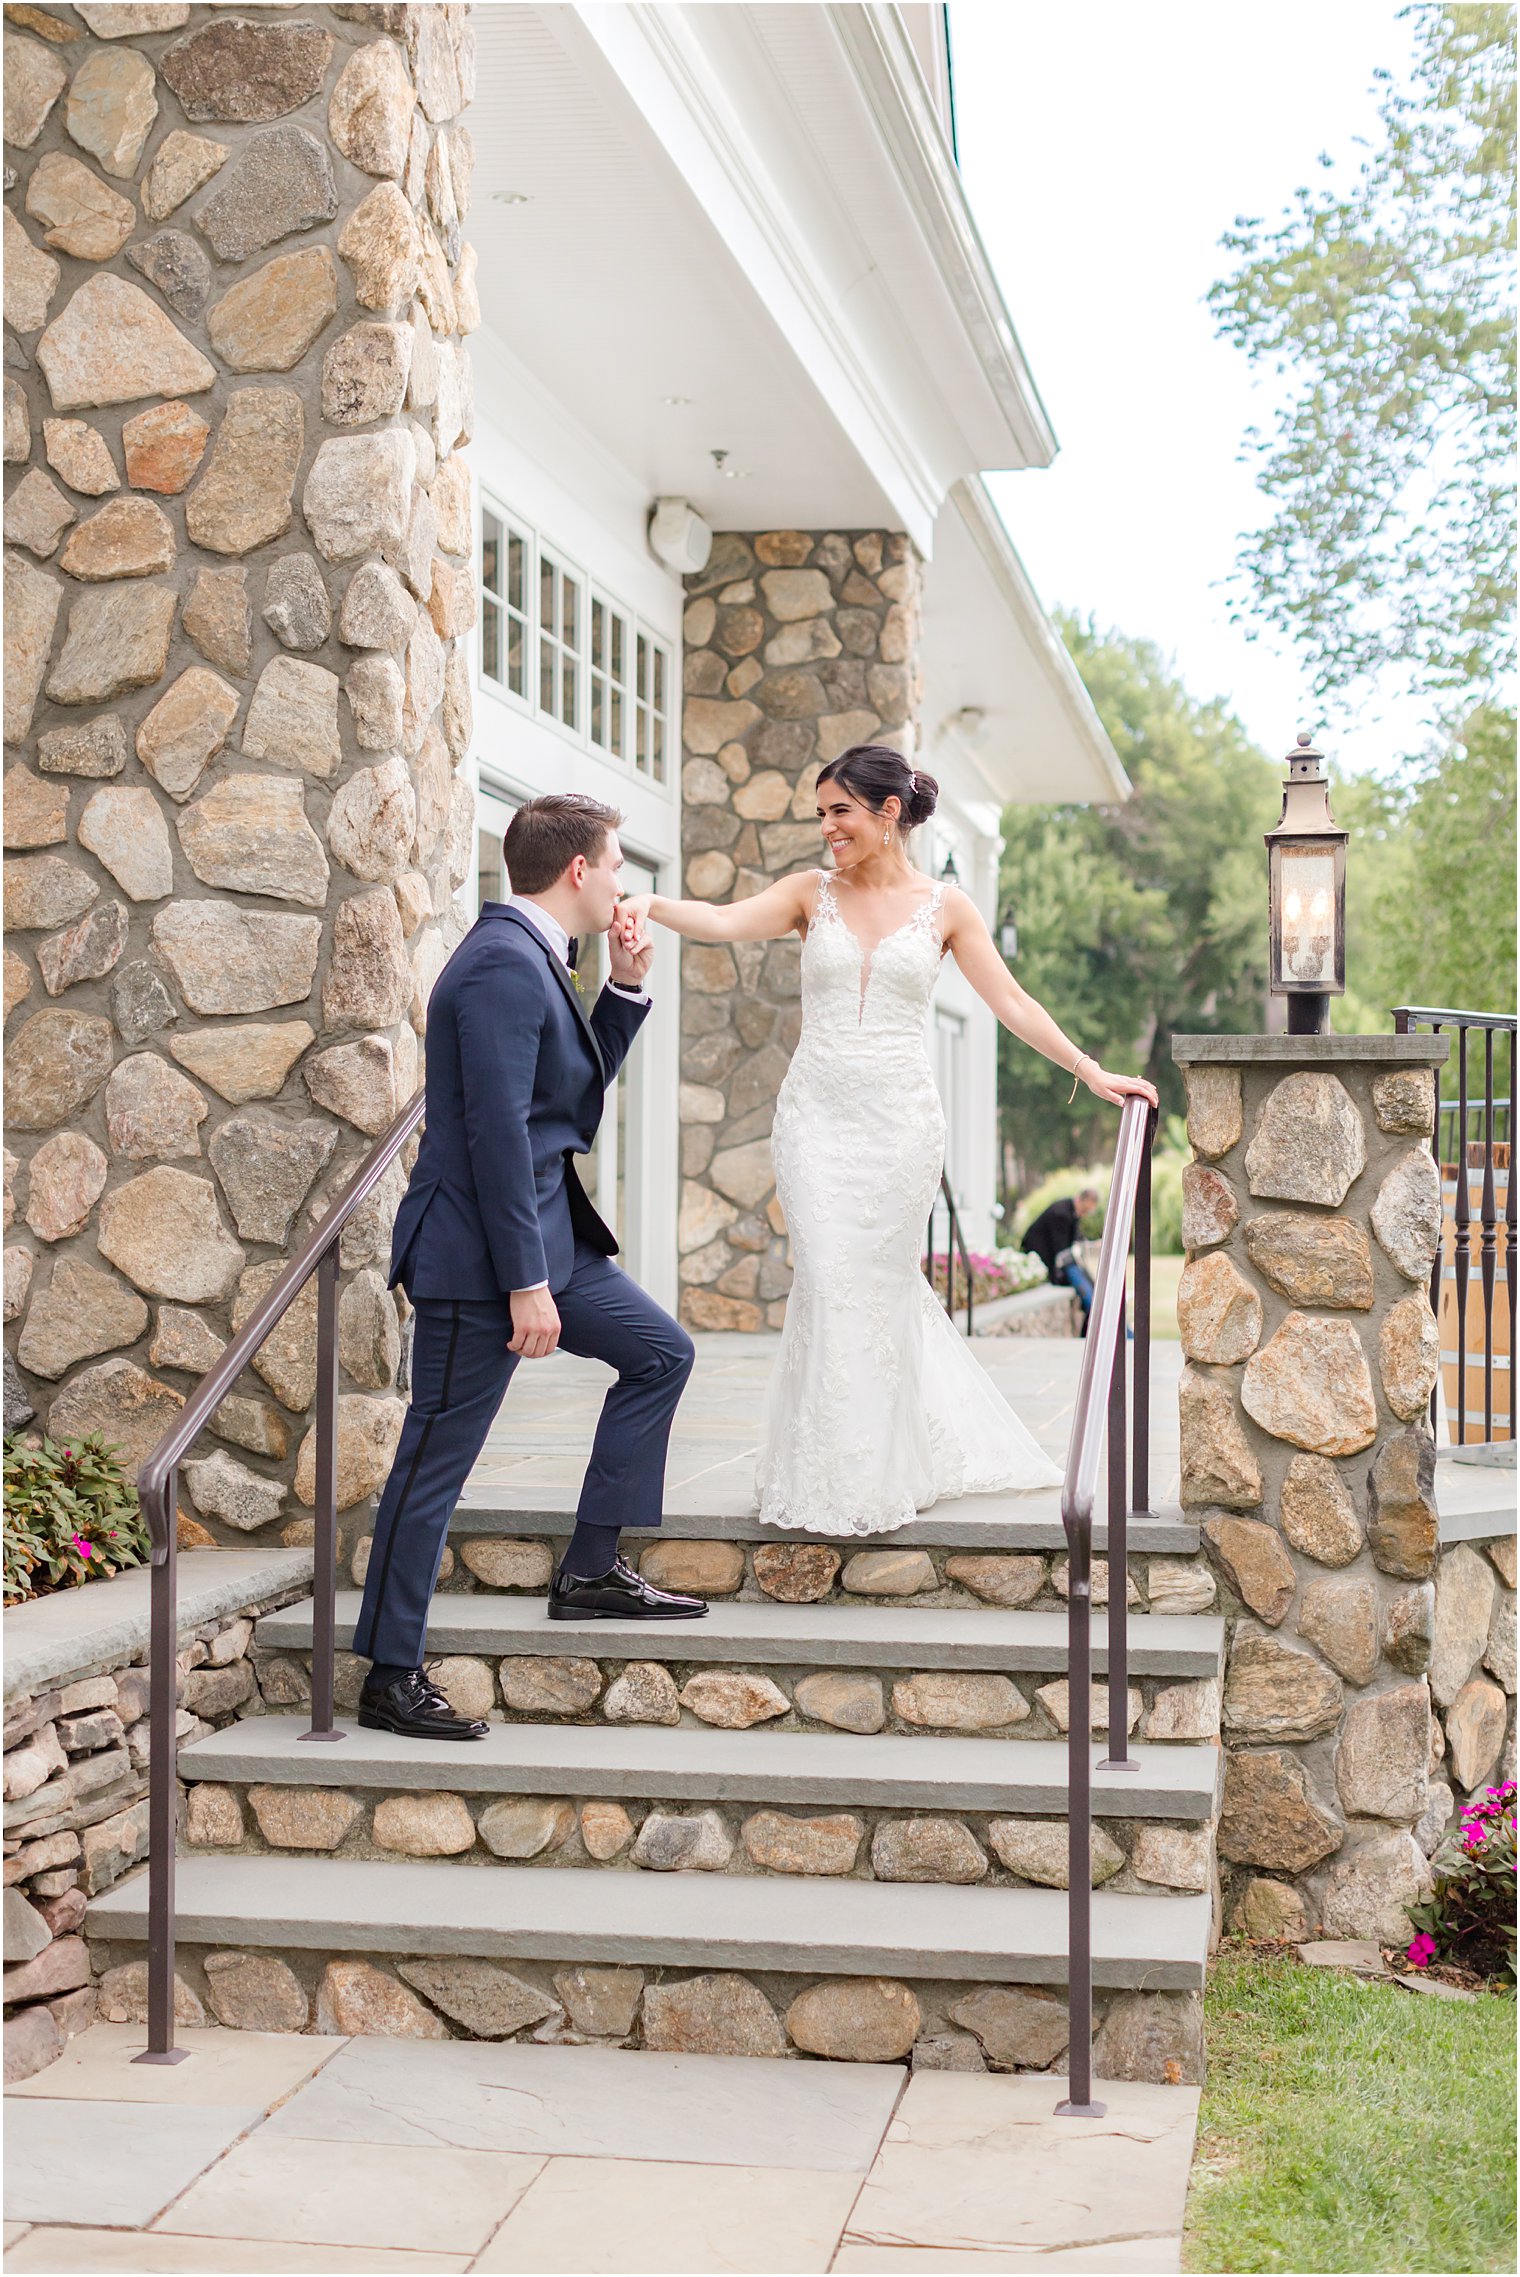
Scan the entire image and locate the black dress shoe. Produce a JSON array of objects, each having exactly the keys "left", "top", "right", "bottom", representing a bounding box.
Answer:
[
  {"left": 547, "top": 1555, "right": 708, "bottom": 1621},
  {"left": 357, "top": 1667, "right": 488, "bottom": 1740}
]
